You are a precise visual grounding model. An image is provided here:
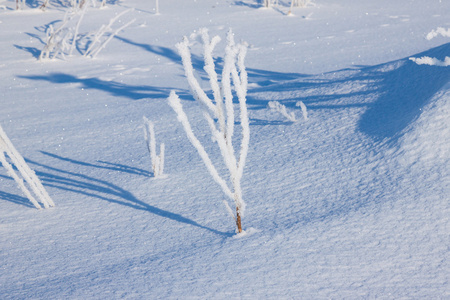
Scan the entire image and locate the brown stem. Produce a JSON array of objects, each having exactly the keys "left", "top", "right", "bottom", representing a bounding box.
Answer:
[{"left": 236, "top": 207, "right": 242, "bottom": 233}]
